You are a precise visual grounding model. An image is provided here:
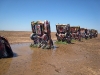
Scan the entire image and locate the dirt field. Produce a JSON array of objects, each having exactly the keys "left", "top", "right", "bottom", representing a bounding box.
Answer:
[
  {"left": 0, "top": 31, "right": 56, "bottom": 44},
  {"left": 0, "top": 31, "right": 100, "bottom": 75}
]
